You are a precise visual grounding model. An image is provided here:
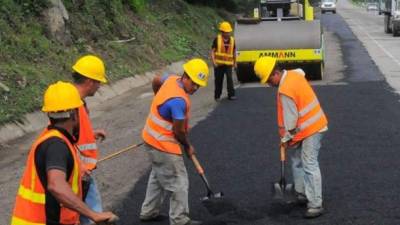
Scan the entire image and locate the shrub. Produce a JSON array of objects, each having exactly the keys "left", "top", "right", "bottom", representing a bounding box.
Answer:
[{"left": 125, "top": 0, "right": 147, "bottom": 12}]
